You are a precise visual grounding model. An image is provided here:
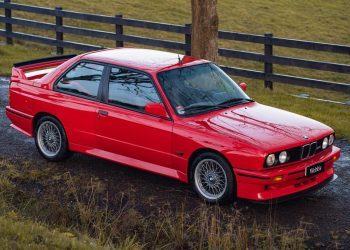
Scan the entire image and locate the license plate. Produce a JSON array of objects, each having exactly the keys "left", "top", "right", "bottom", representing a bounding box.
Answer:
[{"left": 305, "top": 163, "right": 324, "bottom": 177}]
